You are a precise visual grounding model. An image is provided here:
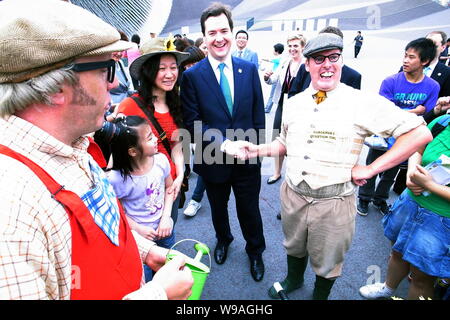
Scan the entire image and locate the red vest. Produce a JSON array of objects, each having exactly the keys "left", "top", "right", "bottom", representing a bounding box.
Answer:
[{"left": 0, "top": 144, "right": 142, "bottom": 300}]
